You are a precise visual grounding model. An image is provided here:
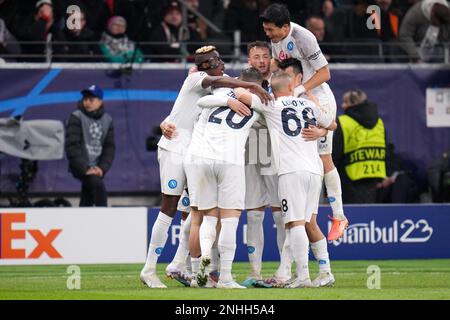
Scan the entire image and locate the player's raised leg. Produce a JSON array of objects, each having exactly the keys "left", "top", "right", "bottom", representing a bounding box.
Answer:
[{"left": 320, "top": 152, "right": 349, "bottom": 240}]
